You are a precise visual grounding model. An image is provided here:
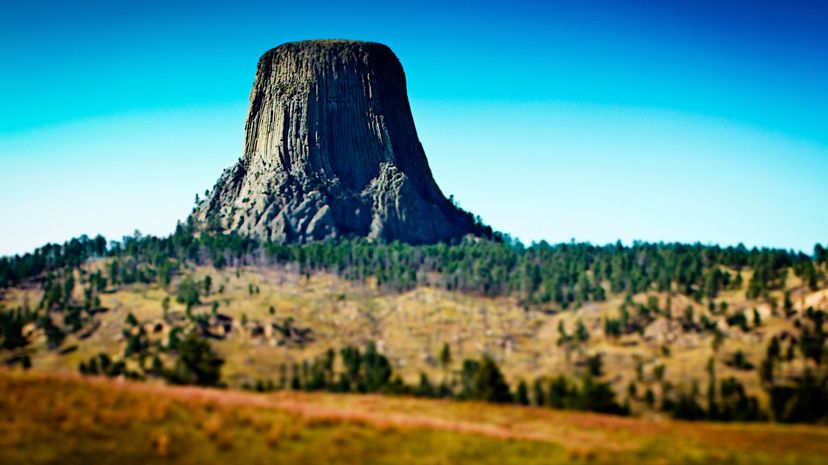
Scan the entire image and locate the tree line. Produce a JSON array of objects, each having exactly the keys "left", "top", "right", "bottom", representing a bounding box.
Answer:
[
  {"left": 242, "top": 341, "right": 627, "bottom": 415},
  {"left": 3, "top": 222, "right": 826, "bottom": 308}
]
